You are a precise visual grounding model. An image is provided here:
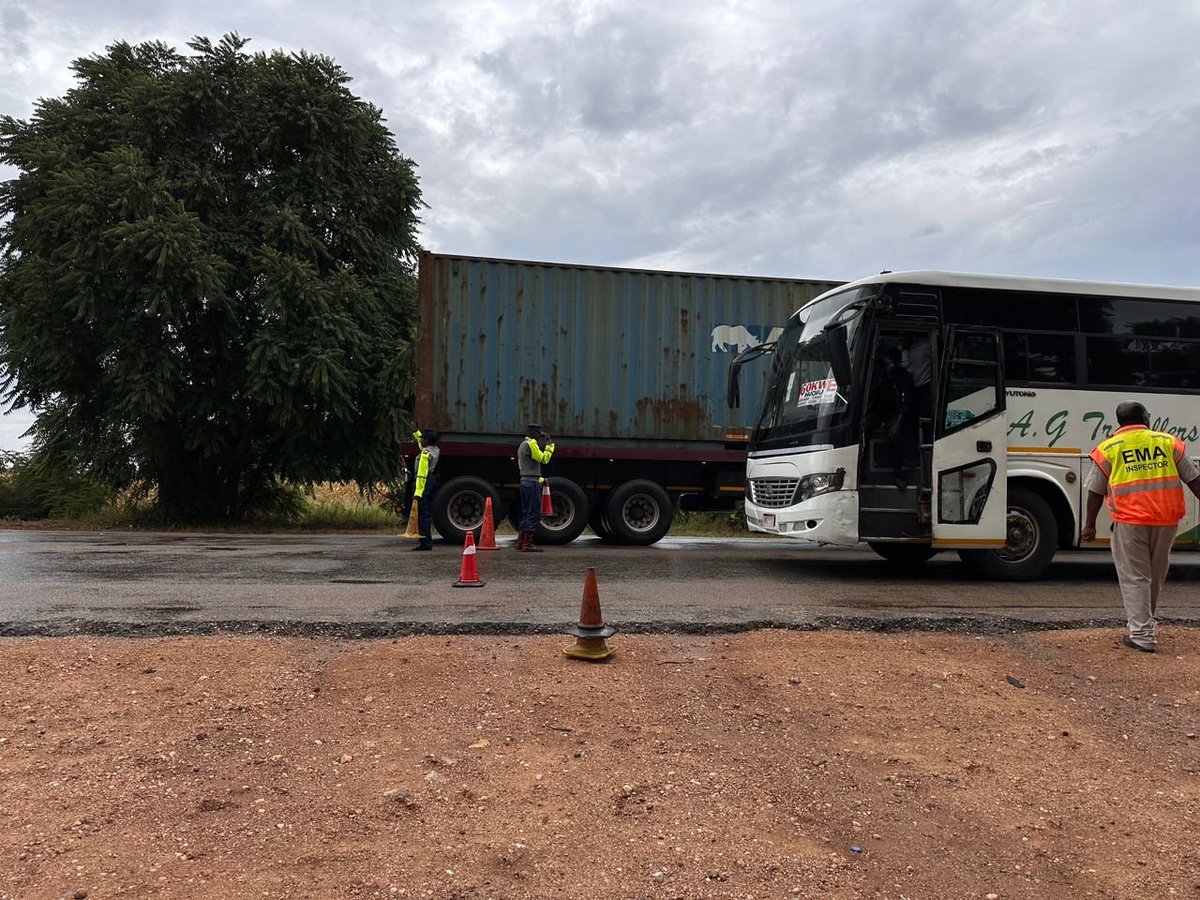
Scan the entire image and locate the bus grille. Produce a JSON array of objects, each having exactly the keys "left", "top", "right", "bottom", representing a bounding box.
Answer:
[{"left": 750, "top": 477, "right": 800, "bottom": 508}]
